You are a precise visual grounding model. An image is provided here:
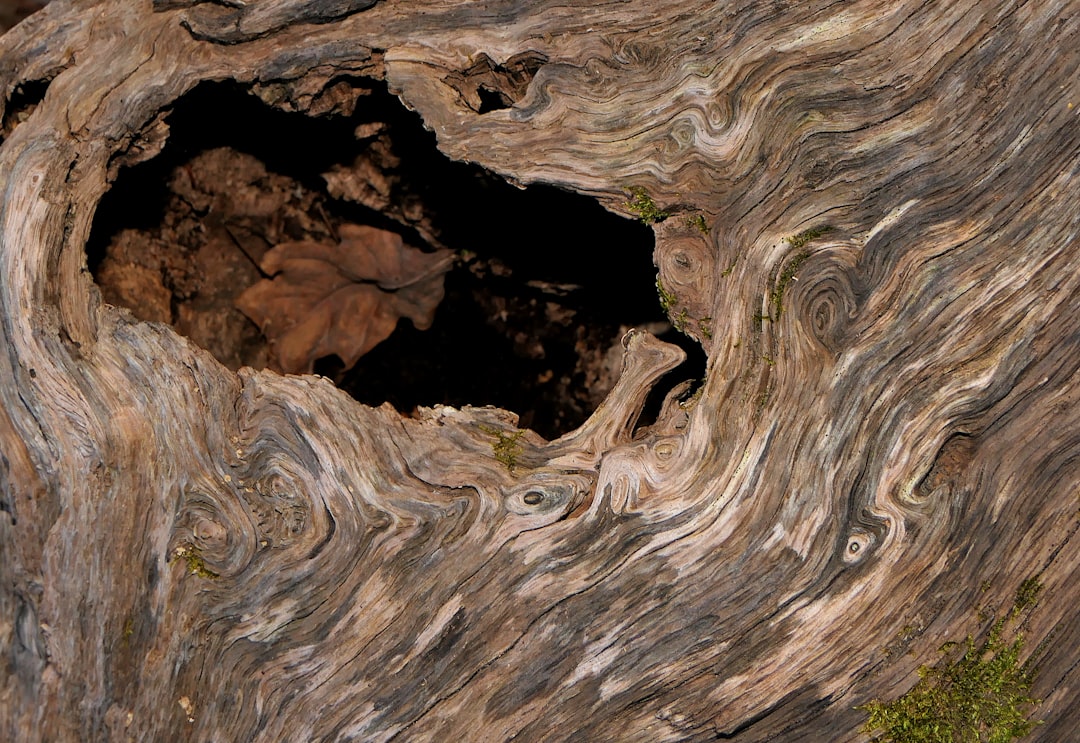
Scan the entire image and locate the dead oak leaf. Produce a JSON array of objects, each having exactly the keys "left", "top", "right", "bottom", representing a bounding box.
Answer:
[{"left": 236, "top": 224, "right": 453, "bottom": 374}]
